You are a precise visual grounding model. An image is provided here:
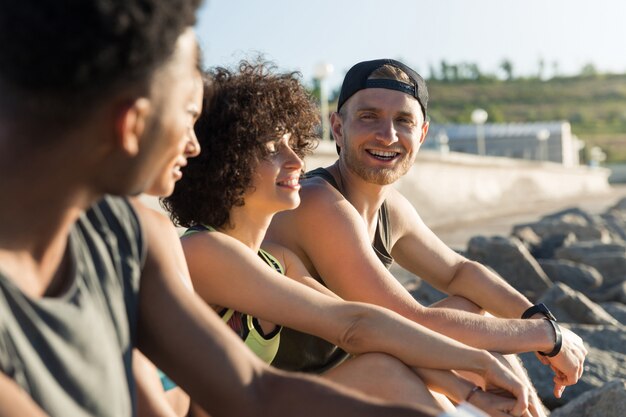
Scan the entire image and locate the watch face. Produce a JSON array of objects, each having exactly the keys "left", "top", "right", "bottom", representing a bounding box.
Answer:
[{"left": 537, "top": 303, "right": 557, "bottom": 321}]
